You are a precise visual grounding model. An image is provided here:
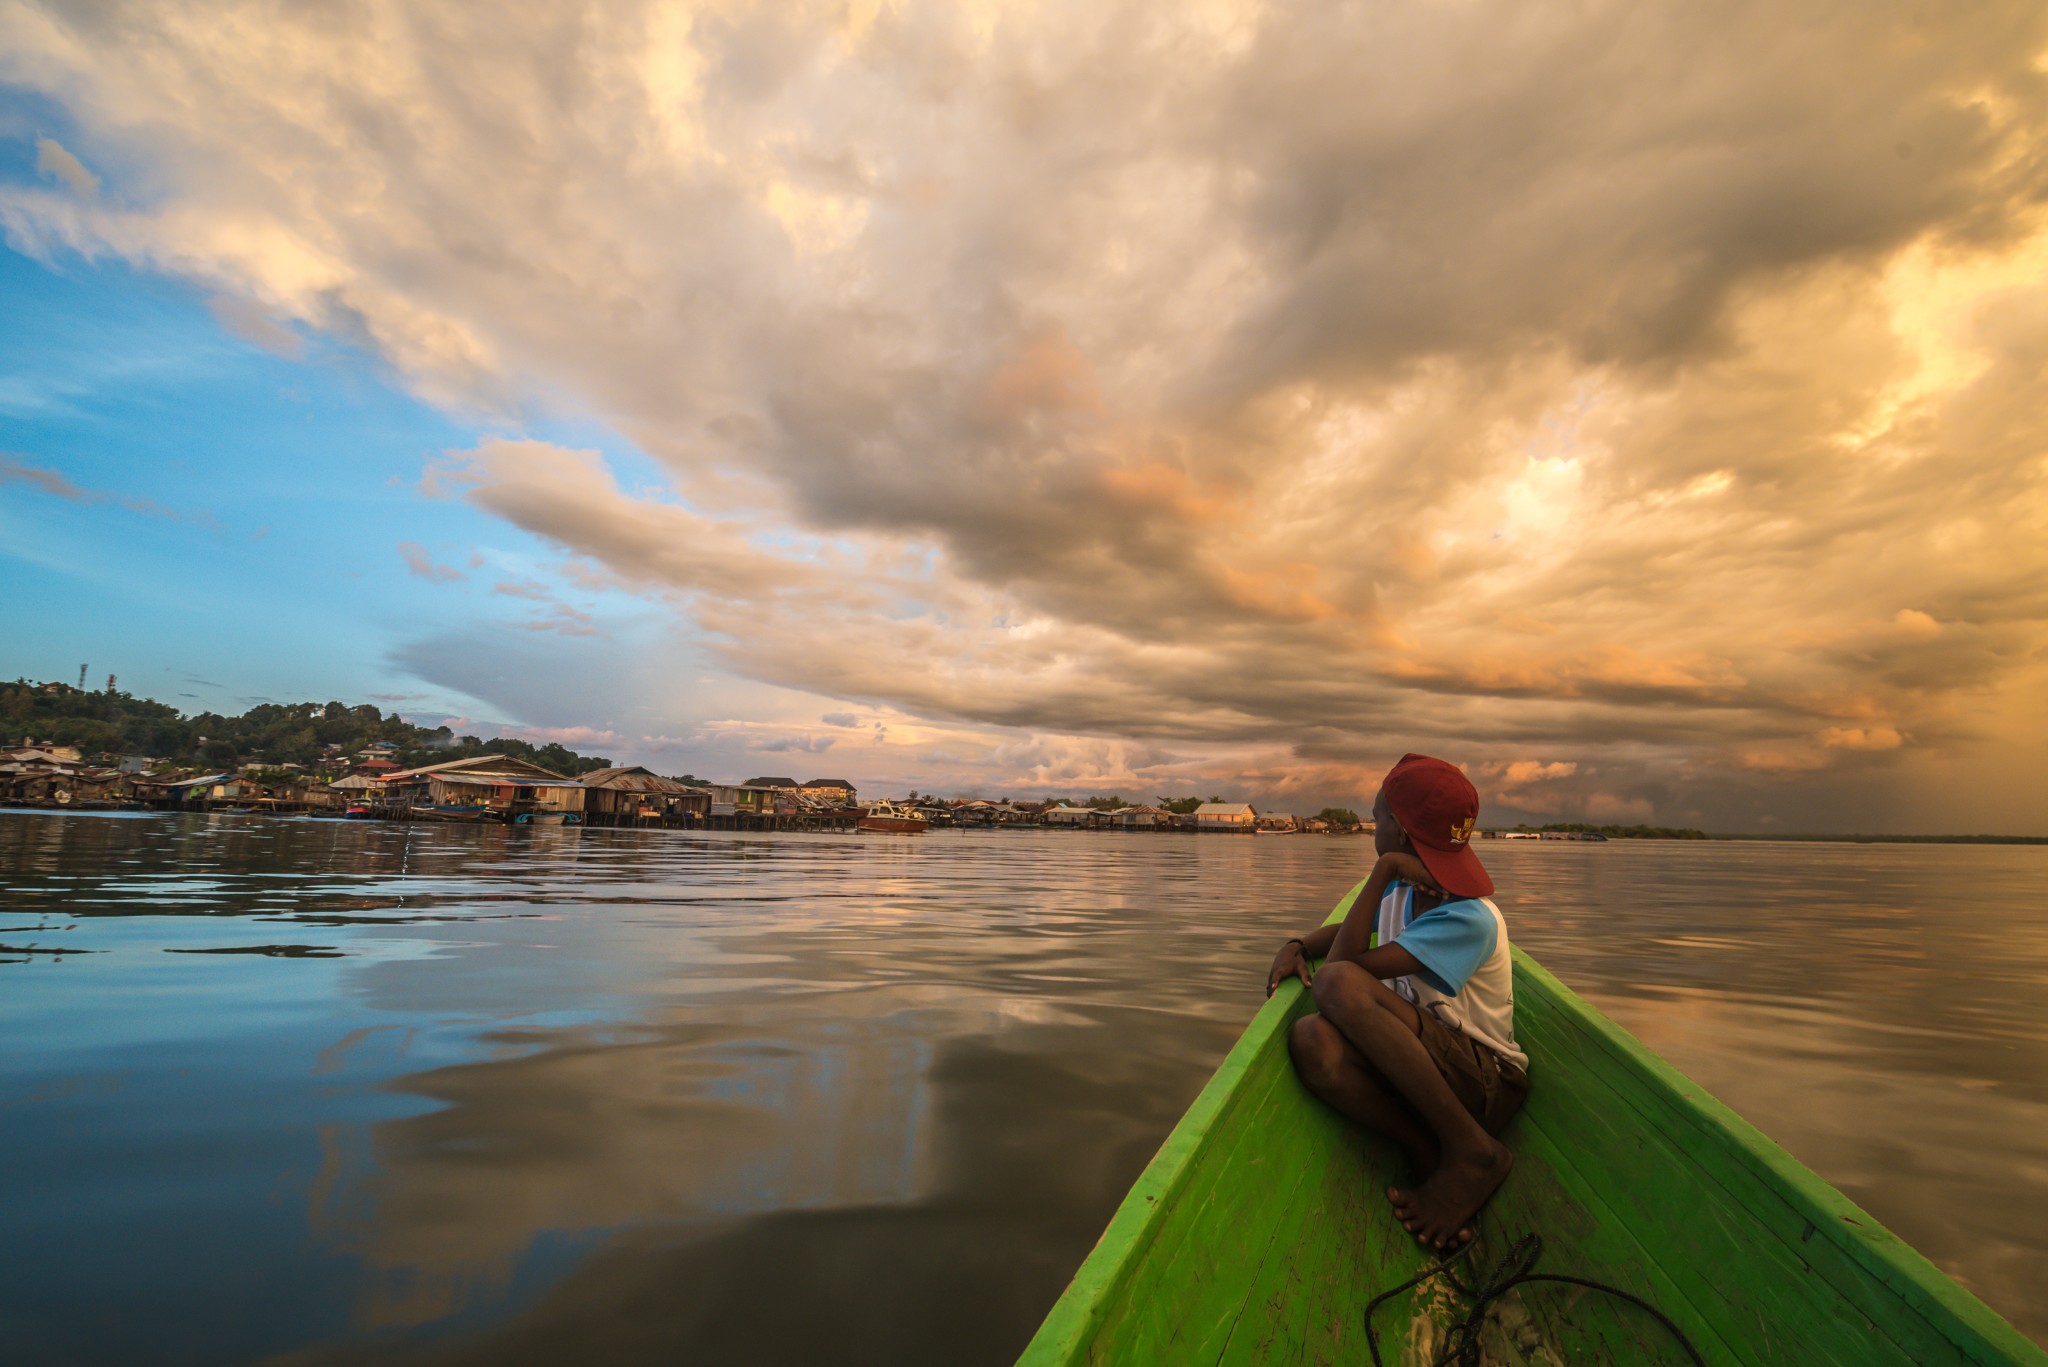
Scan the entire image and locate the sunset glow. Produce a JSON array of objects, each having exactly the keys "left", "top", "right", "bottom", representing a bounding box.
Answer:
[{"left": 5, "top": 0, "right": 2047, "bottom": 830}]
